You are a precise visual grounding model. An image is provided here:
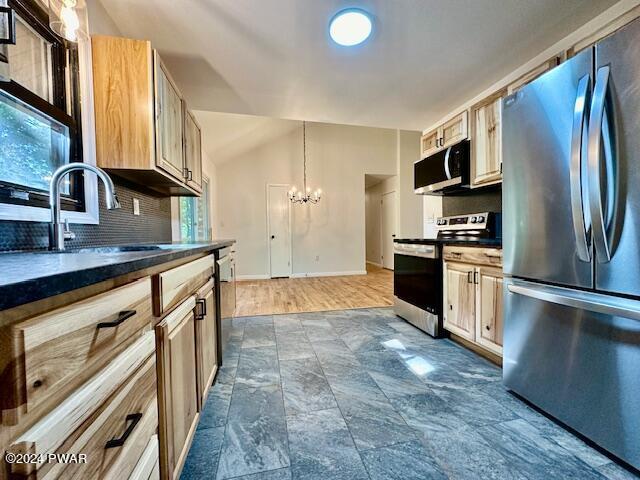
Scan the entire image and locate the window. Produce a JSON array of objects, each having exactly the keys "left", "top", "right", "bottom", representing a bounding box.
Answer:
[
  {"left": 0, "top": 0, "right": 82, "bottom": 212},
  {"left": 180, "top": 177, "right": 211, "bottom": 242}
]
